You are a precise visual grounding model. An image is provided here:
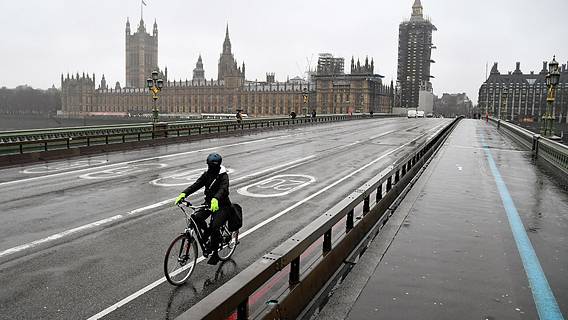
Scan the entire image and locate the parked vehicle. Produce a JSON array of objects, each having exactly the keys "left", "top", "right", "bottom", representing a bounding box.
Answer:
[
  {"left": 407, "top": 109, "right": 417, "bottom": 118},
  {"left": 417, "top": 110, "right": 425, "bottom": 118}
]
